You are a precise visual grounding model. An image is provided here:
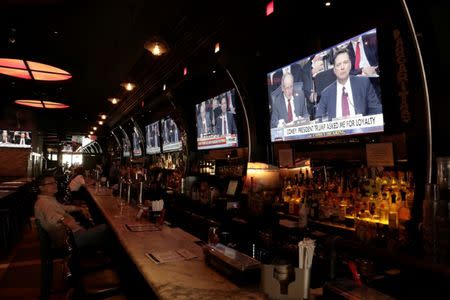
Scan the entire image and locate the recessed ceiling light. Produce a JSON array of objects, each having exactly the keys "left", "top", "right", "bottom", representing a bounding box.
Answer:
[
  {"left": 163, "top": 84, "right": 166, "bottom": 91},
  {"left": 108, "top": 97, "right": 120, "bottom": 104},
  {"left": 100, "top": 114, "right": 107, "bottom": 120},
  {"left": 98, "top": 120, "right": 104, "bottom": 125},
  {"left": 325, "top": 1, "right": 331, "bottom": 6},
  {"left": 121, "top": 82, "right": 136, "bottom": 91},
  {"left": 93, "top": 126, "right": 97, "bottom": 130},
  {"left": 214, "top": 42, "right": 220, "bottom": 53},
  {"left": 89, "top": 131, "right": 94, "bottom": 135},
  {"left": 144, "top": 38, "right": 169, "bottom": 56}
]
